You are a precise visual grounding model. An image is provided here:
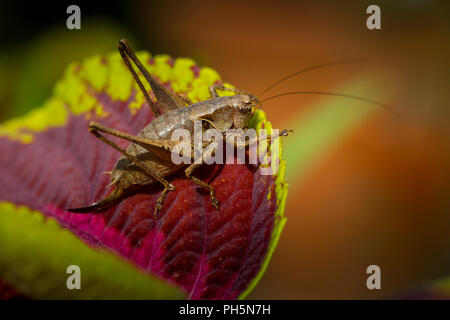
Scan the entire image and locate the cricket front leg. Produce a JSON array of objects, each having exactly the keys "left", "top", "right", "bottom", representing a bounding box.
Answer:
[
  {"left": 229, "top": 129, "right": 293, "bottom": 149},
  {"left": 184, "top": 142, "right": 220, "bottom": 209}
]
